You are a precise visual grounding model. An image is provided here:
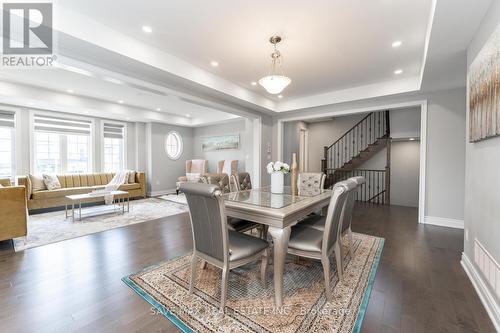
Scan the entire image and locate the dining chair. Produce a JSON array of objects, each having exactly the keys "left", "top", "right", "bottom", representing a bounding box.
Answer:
[
  {"left": 297, "top": 172, "right": 326, "bottom": 196},
  {"left": 230, "top": 172, "right": 252, "bottom": 192},
  {"left": 286, "top": 181, "right": 353, "bottom": 300},
  {"left": 298, "top": 178, "right": 359, "bottom": 258},
  {"left": 340, "top": 176, "right": 365, "bottom": 258},
  {"left": 180, "top": 182, "right": 270, "bottom": 312},
  {"left": 202, "top": 173, "right": 260, "bottom": 234}
]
